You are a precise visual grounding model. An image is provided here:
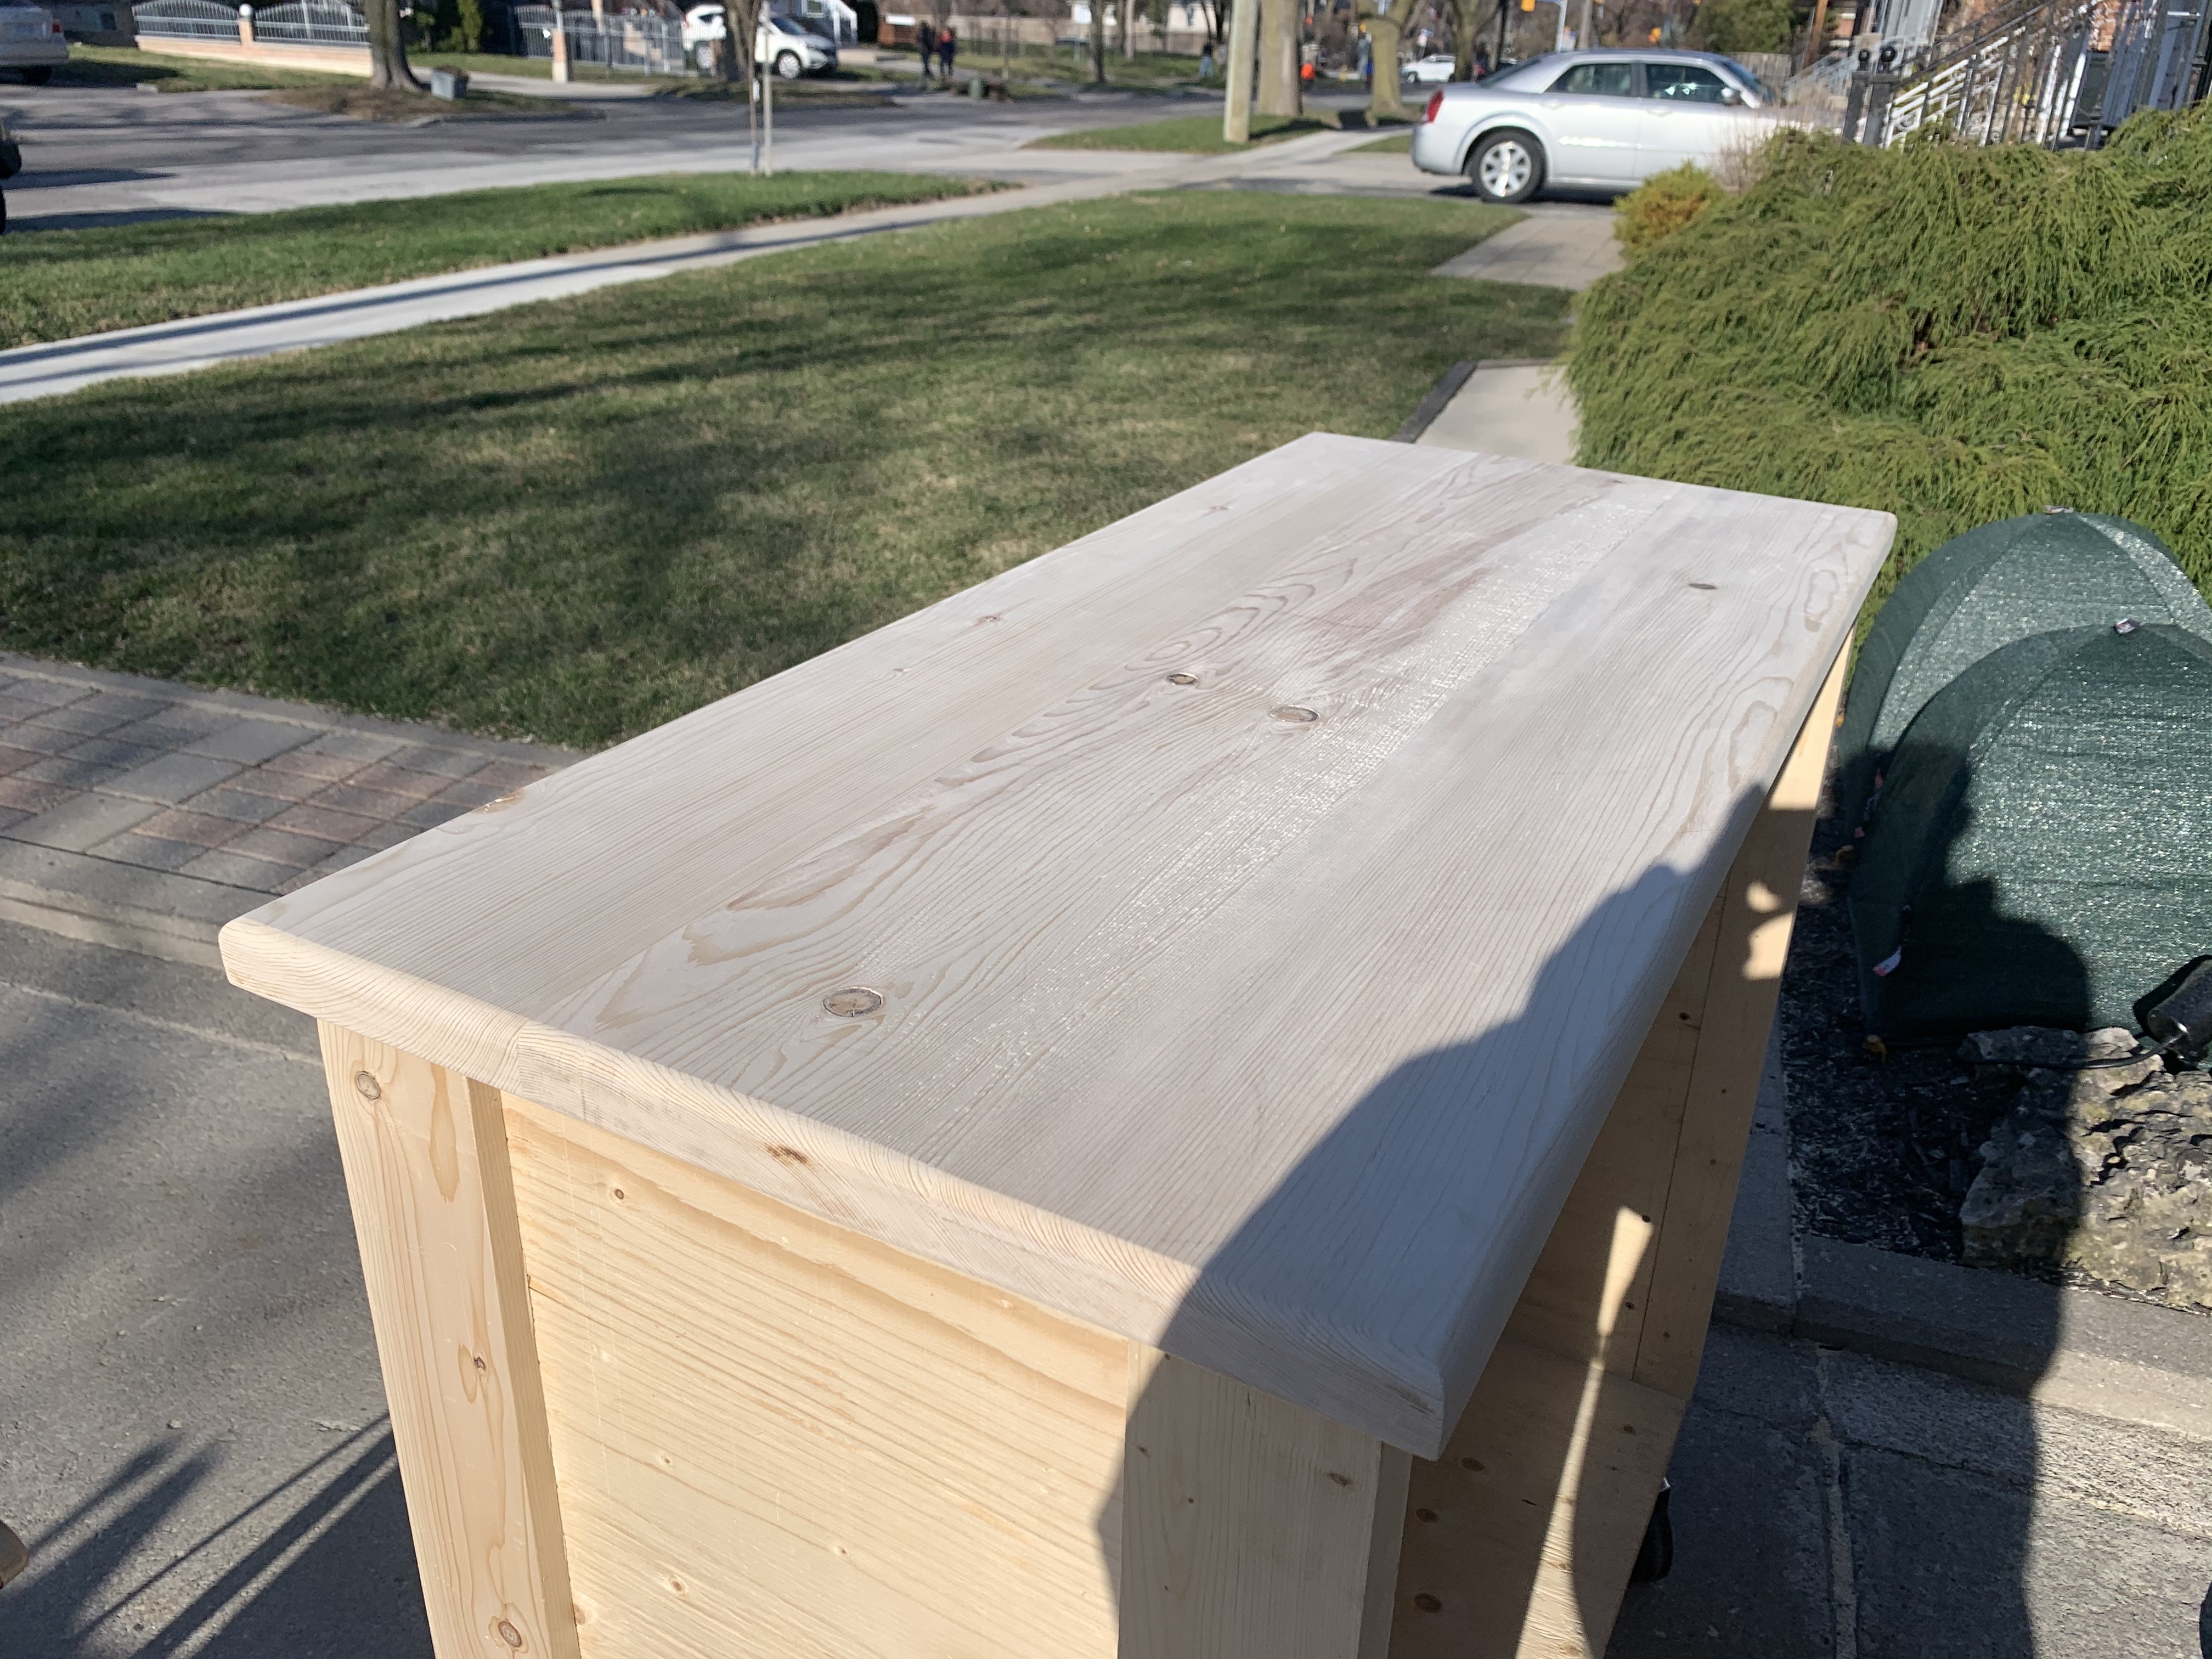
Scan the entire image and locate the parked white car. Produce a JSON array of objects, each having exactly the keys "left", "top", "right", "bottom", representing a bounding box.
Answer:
[
  {"left": 0, "top": 3, "right": 68, "bottom": 84},
  {"left": 682, "top": 4, "right": 838, "bottom": 75},
  {"left": 1407, "top": 53, "right": 1459, "bottom": 83},
  {"left": 1410, "top": 48, "right": 1787, "bottom": 202}
]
